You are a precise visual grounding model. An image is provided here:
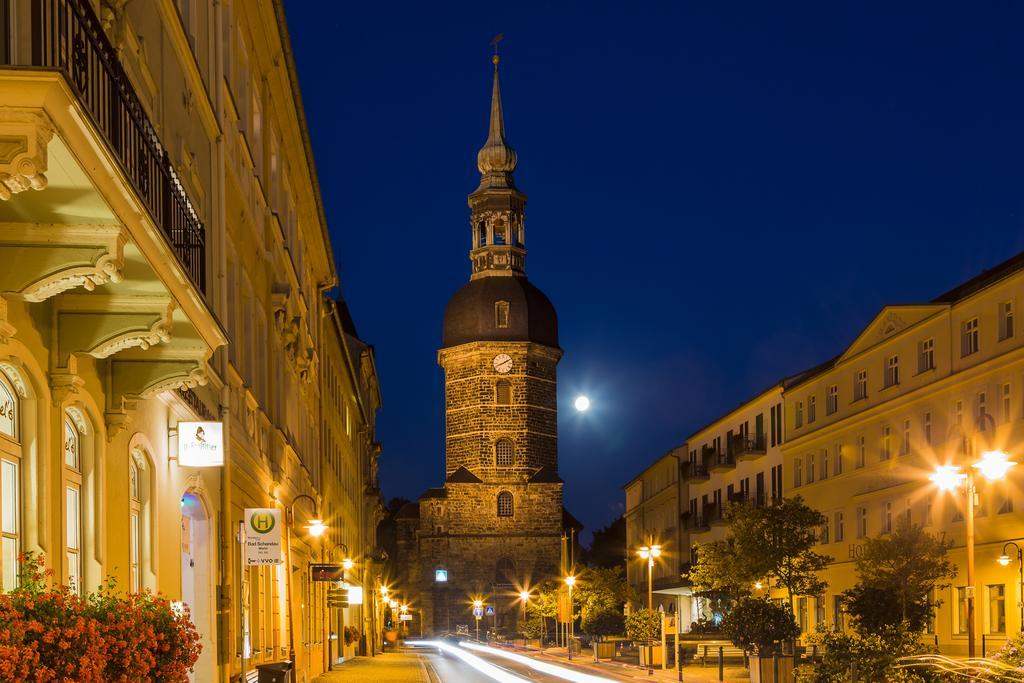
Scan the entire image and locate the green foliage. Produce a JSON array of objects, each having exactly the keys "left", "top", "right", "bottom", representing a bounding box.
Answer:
[
  {"left": 532, "top": 579, "right": 561, "bottom": 619},
  {"left": 521, "top": 613, "right": 547, "bottom": 639},
  {"left": 993, "top": 630, "right": 1024, "bottom": 668},
  {"left": 583, "top": 518, "right": 626, "bottom": 569},
  {"left": 841, "top": 519, "right": 955, "bottom": 633},
  {"left": 624, "top": 608, "right": 661, "bottom": 643},
  {"left": 721, "top": 597, "right": 800, "bottom": 655},
  {"left": 575, "top": 566, "right": 632, "bottom": 627},
  {"left": 686, "top": 538, "right": 758, "bottom": 609},
  {"left": 581, "top": 609, "right": 624, "bottom": 637},
  {"left": 729, "top": 497, "right": 831, "bottom": 607},
  {"left": 799, "top": 625, "right": 953, "bottom": 683}
]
